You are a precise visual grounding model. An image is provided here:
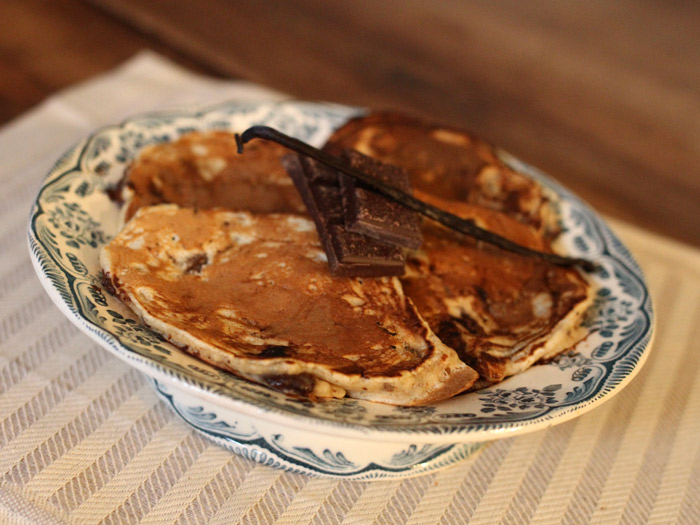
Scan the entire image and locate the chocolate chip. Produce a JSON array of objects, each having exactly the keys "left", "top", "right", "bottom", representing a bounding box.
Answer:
[
  {"left": 261, "top": 373, "right": 315, "bottom": 397},
  {"left": 184, "top": 253, "right": 208, "bottom": 274},
  {"left": 258, "top": 345, "right": 289, "bottom": 358}
]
